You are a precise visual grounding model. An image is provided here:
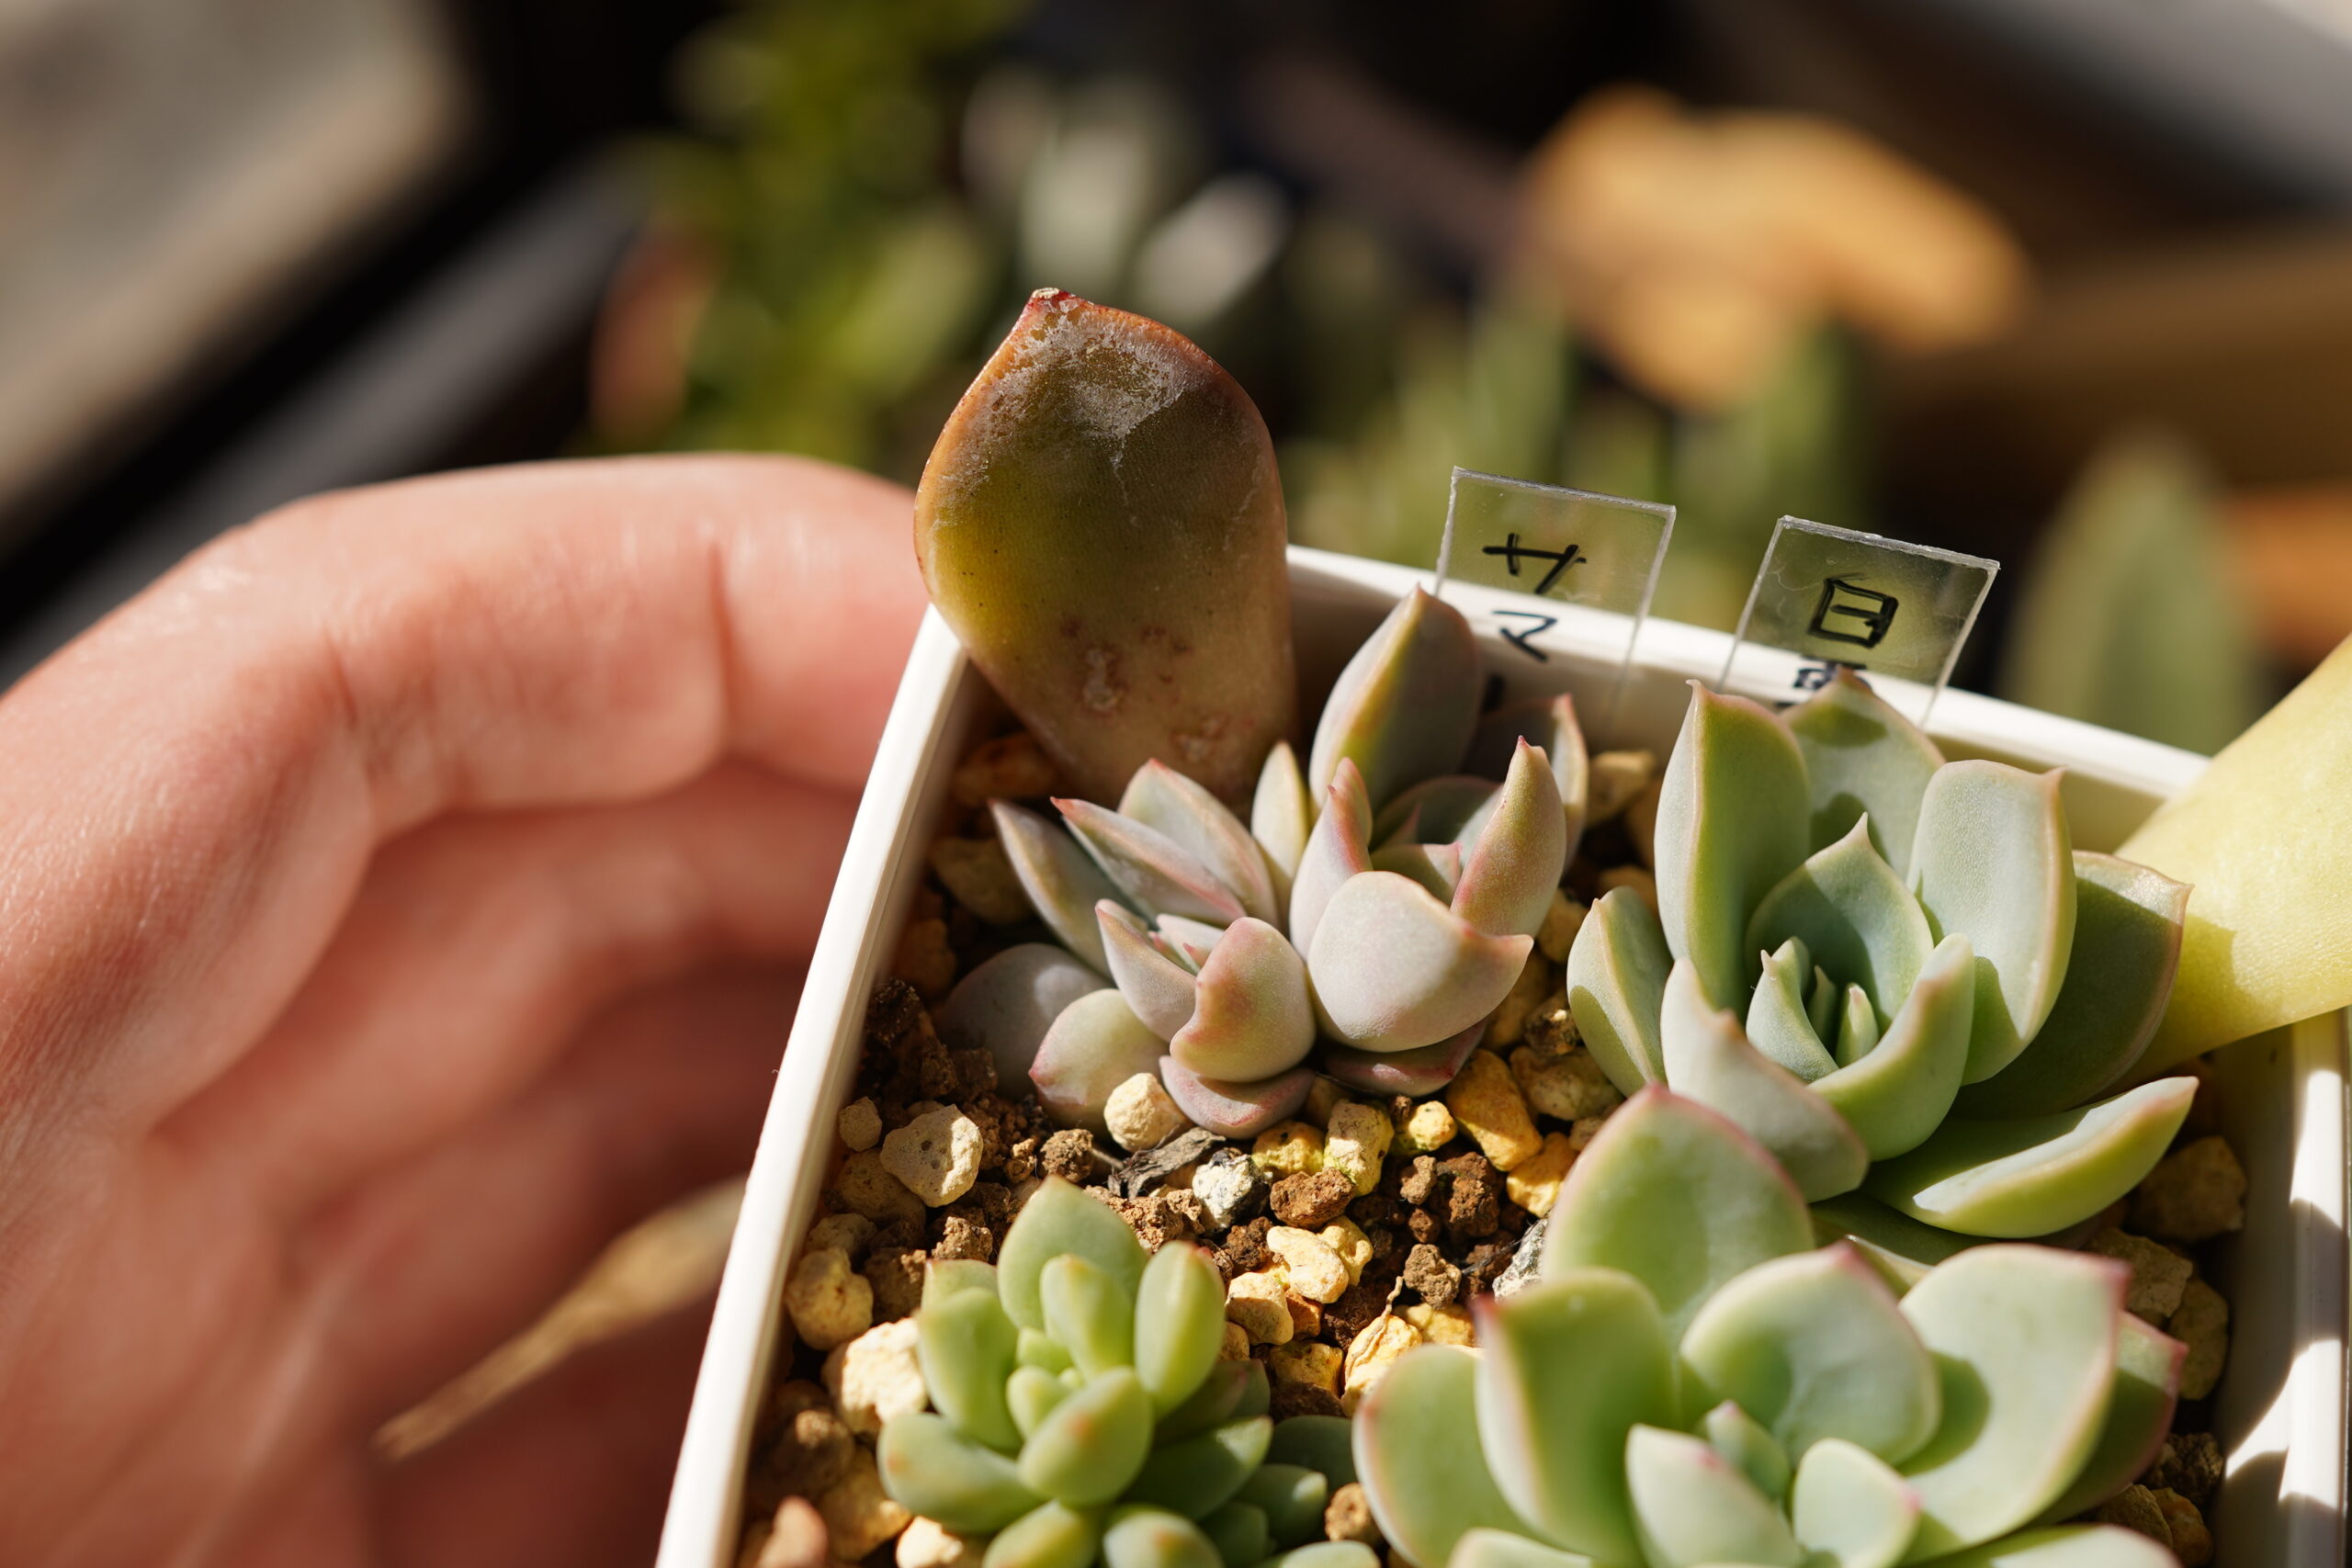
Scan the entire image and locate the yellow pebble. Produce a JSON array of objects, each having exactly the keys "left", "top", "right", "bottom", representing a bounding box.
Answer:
[
  {"left": 1269, "top": 1340, "right": 1344, "bottom": 1394},
  {"left": 1324, "top": 1100, "right": 1393, "bottom": 1195},
  {"left": 1251, "top": 1121, "right": 1326, "bottom": 1177},
  {"left": 1319, "top": 1218, "right": 1373, "bottom": 1287},
  {"left": 1341, "top": 1314, "right": 1423, "bottom": 1413},
  {"left": 1503, "top": 1130, "right": 1580, "bottom": 1217},
  {"left": 1404, "top": 1302, "right": 1476, "bottom": 1346},
  {"left": 1226, "top": 1270, "right": 1295, "bottom": 1345},
  {"left": 1266, "top": 1226, "right": 1352, "bottom": 1303},
  {"left": 1396, "top": 1100, "right": 1456, "bottom": 1153},
  {"left": 1444, "top": 1049, "right": 1544, "bottom": 1171}
]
